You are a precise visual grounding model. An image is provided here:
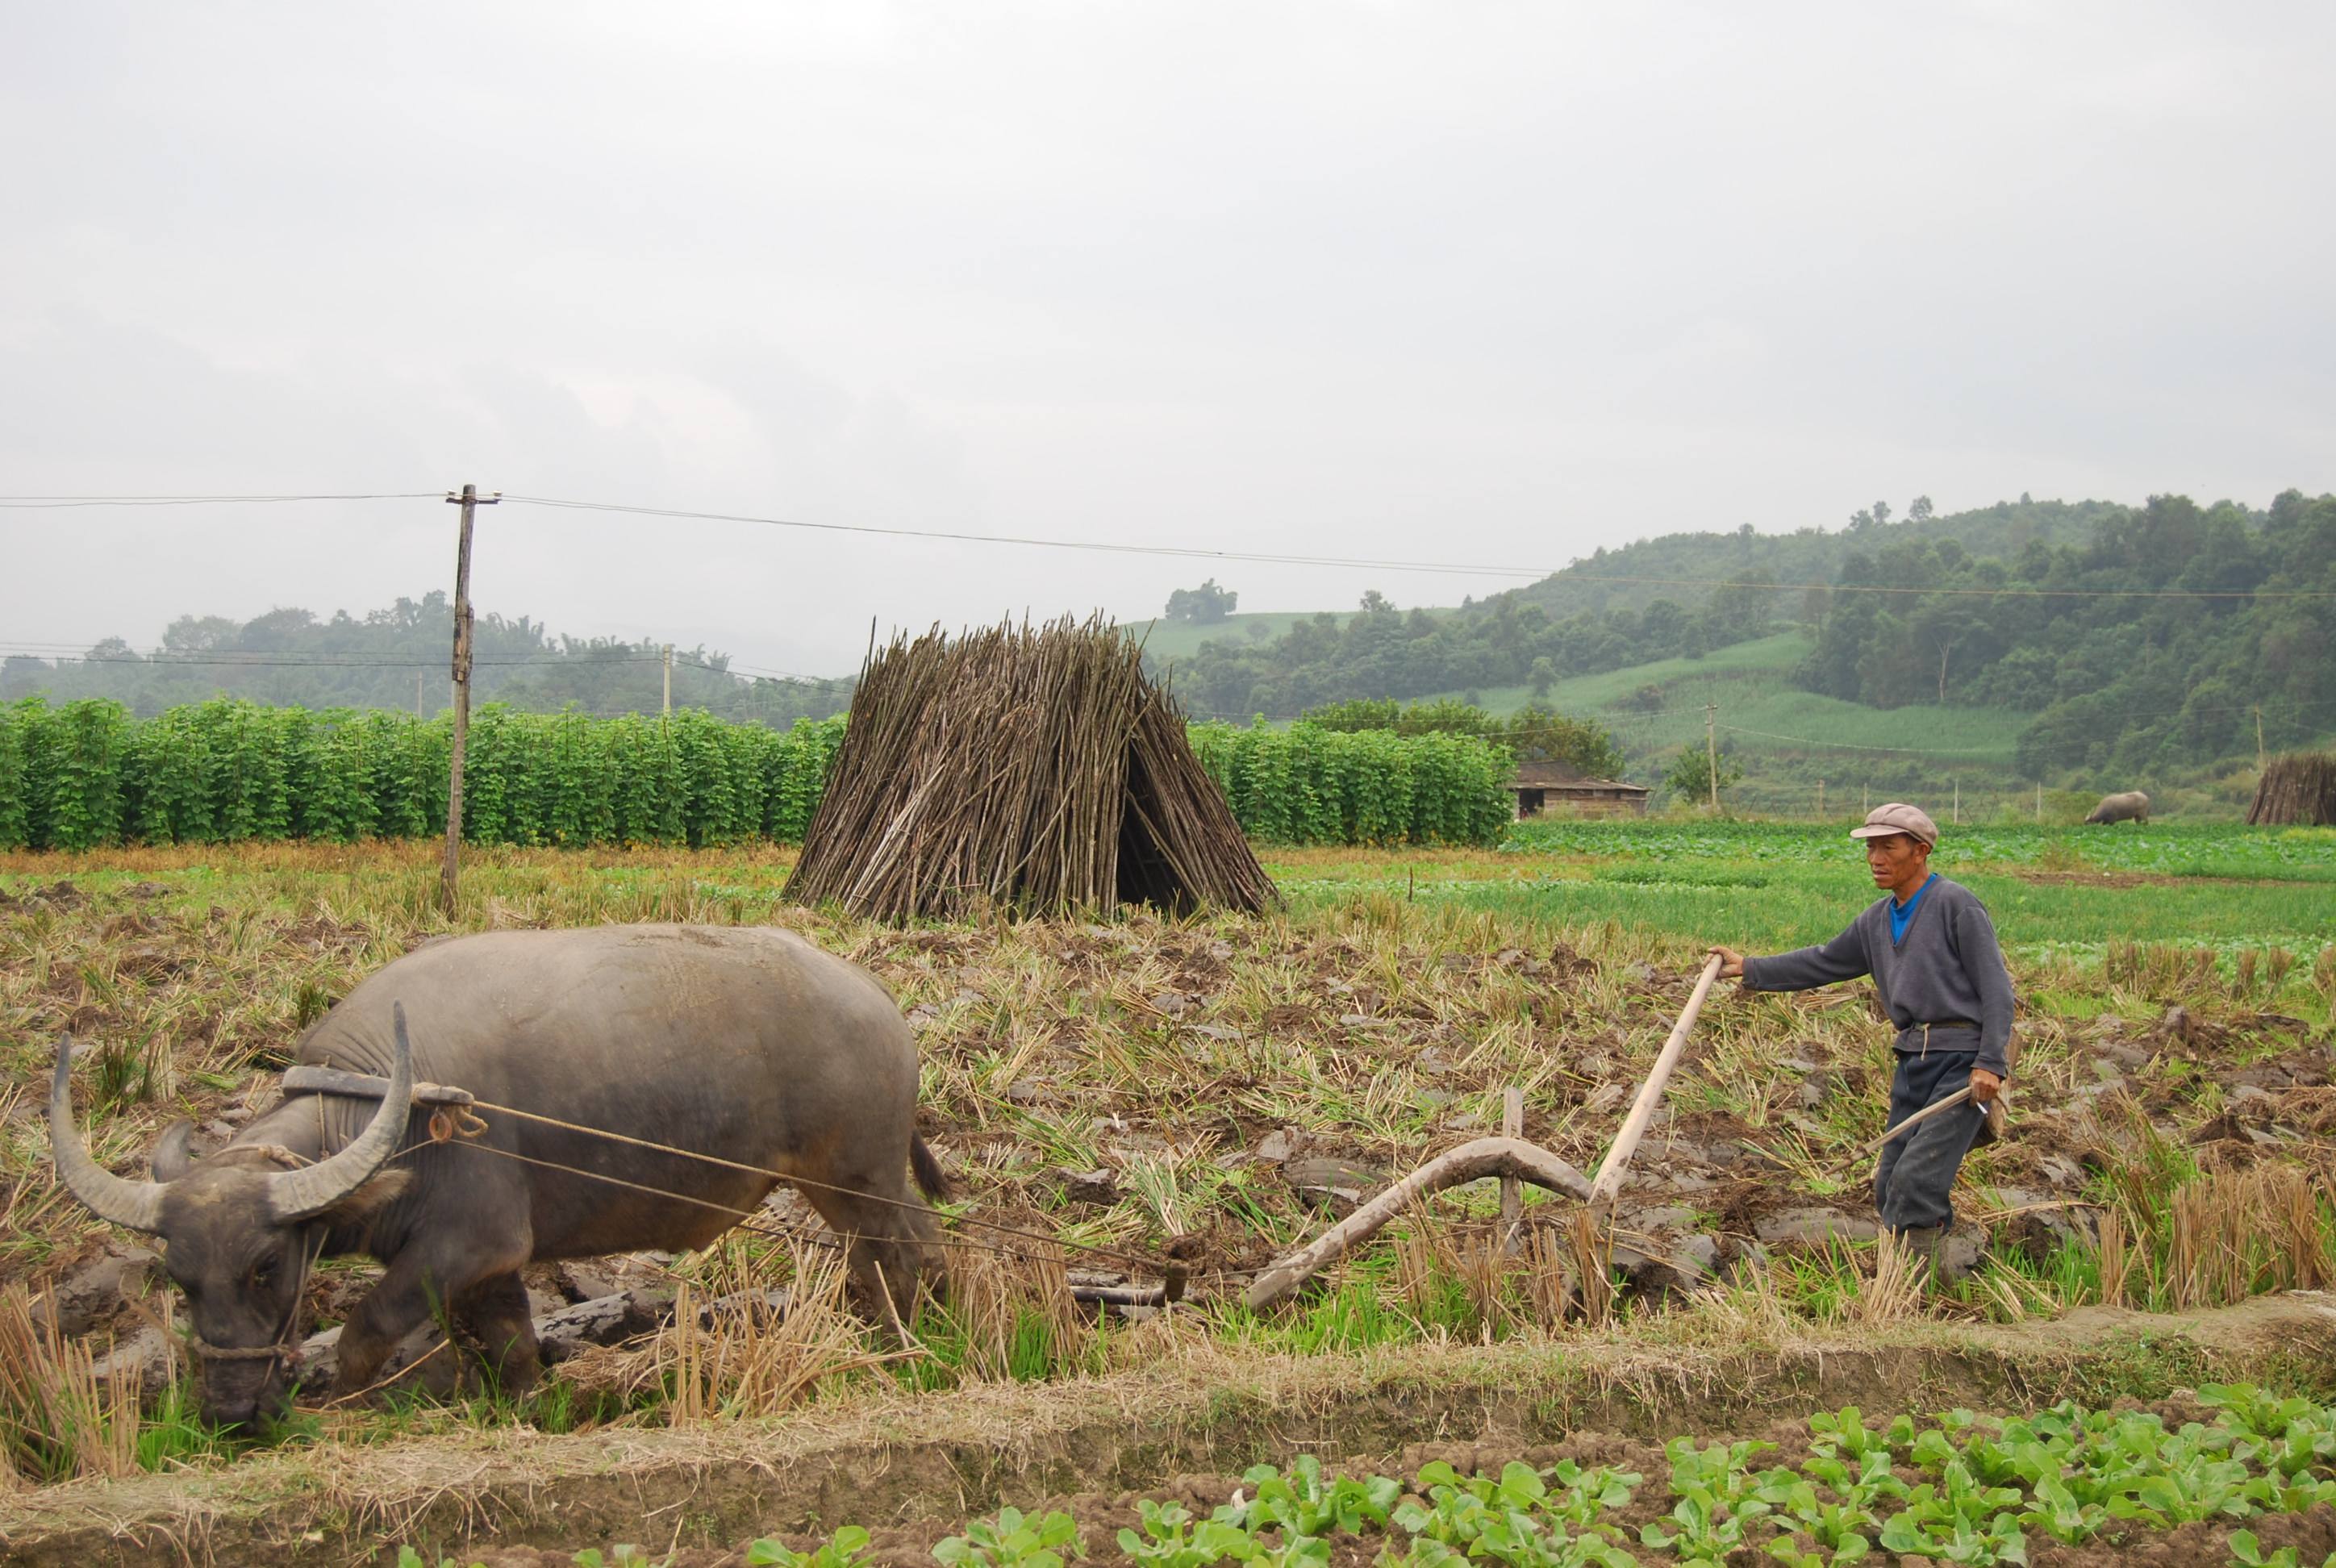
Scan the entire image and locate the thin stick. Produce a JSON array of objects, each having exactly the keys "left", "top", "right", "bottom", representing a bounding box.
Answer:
[
  {"left": 1587, "top": 956, "right": 1724, "bottom": 1203},
  {"left": 1860, "top": 1086, "right": 1975, "bottom": 1153},
  {"left": 1242, "top": 1136, "right": 1592, "bottom": 1312}
]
